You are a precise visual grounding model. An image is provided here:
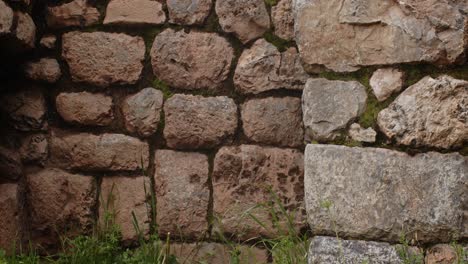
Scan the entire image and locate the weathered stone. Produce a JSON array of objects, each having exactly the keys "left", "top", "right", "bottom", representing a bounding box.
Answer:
[
  {"left": 167, "top": 0, "right": 212, "bottom": 25},
  {"left": 0, "top": 88, "right": 47, "bottom": 131},
  {"left": 47, "top": 0, "right": 100, "bottom": 28},
  {"left": 122, "top": 88, "right": 163, "bottom": 137},
  {"left": 308, "top": 236, "right": 404, "bottom": 264},
  {"left": 164, "top": 95, "right": 237, "bottom": 149},
  {"left": 294, "top": 0, "right": 468, "bottom": 72},
  {"left": 241, "top": 97, "right": 304, "bottom": 147},
  {"left": 0, "top": 183, "right": 24, "bottom": 255},
  {"left": 378, "top": 75, "right": 467, "bottom": 149},
  {"left": 213, "top": 145, "right": 304, "bottom": 239},
  {"left": 104, "top": 0, "right": 166, "bottom": 25},
  {"left": 216, "top": 0, "right": 270, "bottom": 44},
  {"left": 304, "top": 144, "right": 467, "bottom": 243},
  {"left": 370, "top": 68, "right": 404, "bottom": 102},
  {"left": 24, "top": 58, "right": 62, "bottom": 83},
  {"left": 50, "top": 133, "right": 149, "bottom": 172},
  {"left": 15, "top": 12, "right": 35, "bottom": 49},
  {"left": 302, "top": 78, "right": 367, "bottom": 141},
  {"left": 0, "top": 1, "right": 13, "bottom": 35},
  {"left": 19, "top": 134, "right": 48, "bottom": 164},
  {"left": 151, "top": 29, "right": 233, "bottom": 90},
  {"left": 27, "top": 169, "right": 96, "bottom": 249},
  {"left": 154, "top": 150, "right": 209, "bottom": 238},
  {"left": 56, "top": 92, "right": 114, "bottom": 126},
  {"left": 348, "top": 123, "right": 376, "bottom": 143},
  {"left": 100, "top": 176, "right": 150, "bottom": 244},
  {"left": 272, "top": 0, "right": 294, "bottom": 40},
  {"left": 171, "top": 243, "right": 269, "bottom": 264},
  {"left": 0, "top": 147, "right": 22, "bottom": 181},
  {"left": 39, "top": 35, "right": 56, "bottom": 49},
  {"left": 425, "top": 244, "right": 459, "bottom": 264},
  {"left": 62, "top": 32, "right": 145, "bottom": 87},
  {"left": 234, "top": 39, "right": 308, "bottom": 94}
]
